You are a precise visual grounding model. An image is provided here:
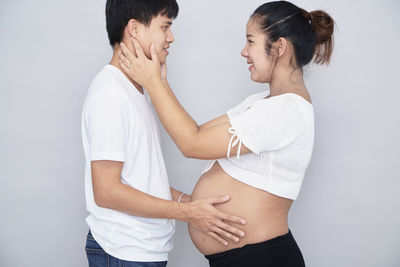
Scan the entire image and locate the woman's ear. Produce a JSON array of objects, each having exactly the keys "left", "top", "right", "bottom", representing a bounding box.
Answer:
[
  {"left": 276, "top": 37, "right": 288, "bottom": 58},
  {"left": 126, "top": 19, "right": 139, "bottom": 38}
]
